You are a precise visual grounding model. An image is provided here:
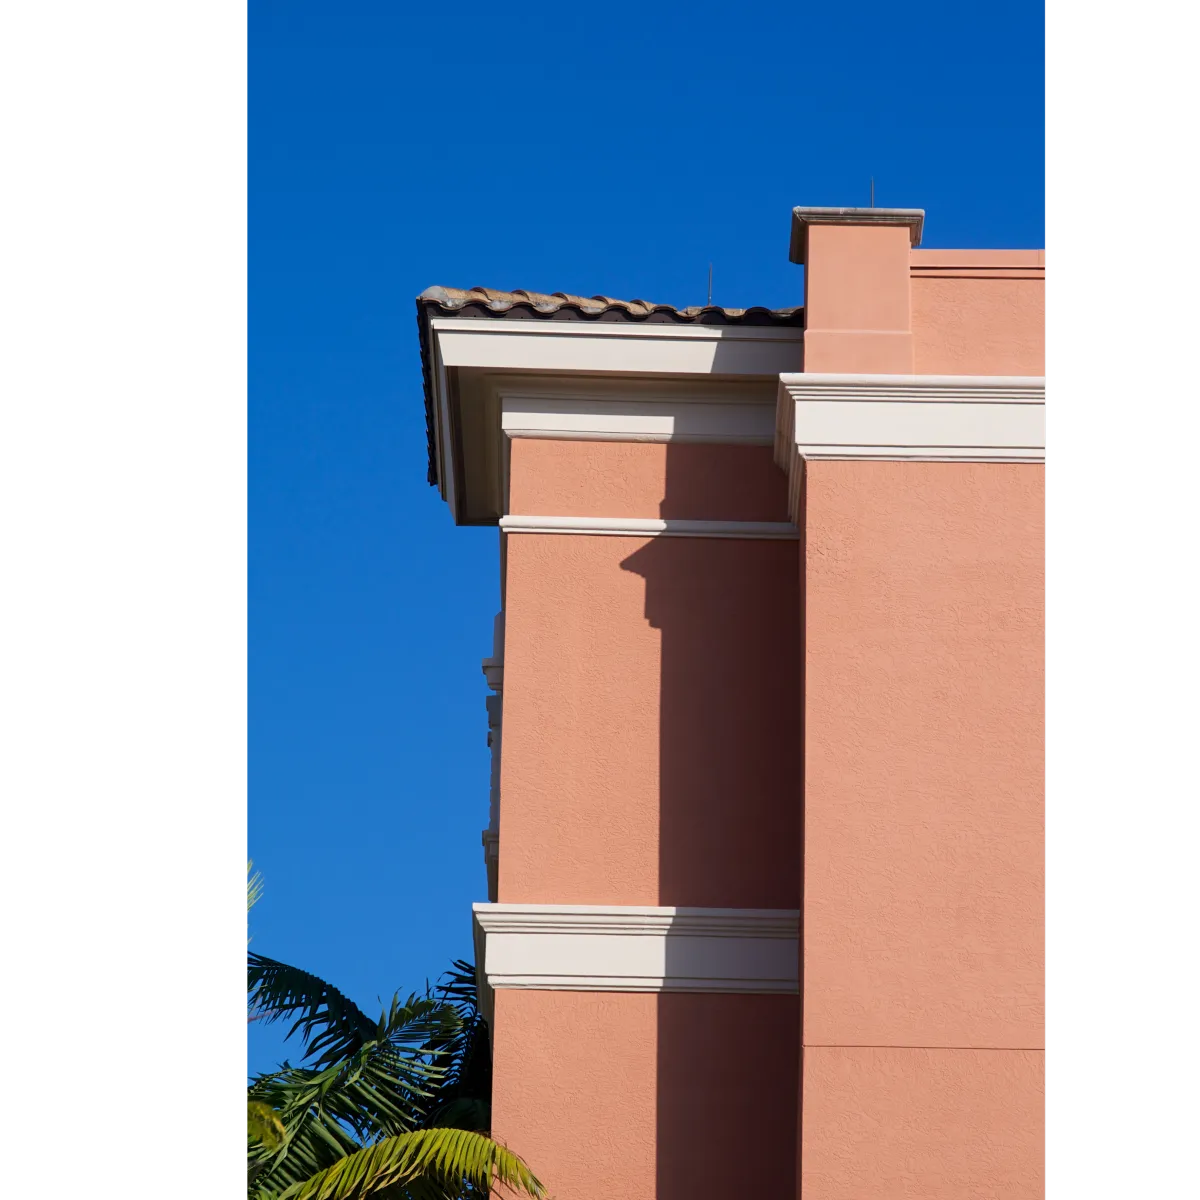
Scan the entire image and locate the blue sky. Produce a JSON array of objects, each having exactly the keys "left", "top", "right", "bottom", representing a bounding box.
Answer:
[{"left": 248, "top": 0, "right": 1044, "bottom": 1077}]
